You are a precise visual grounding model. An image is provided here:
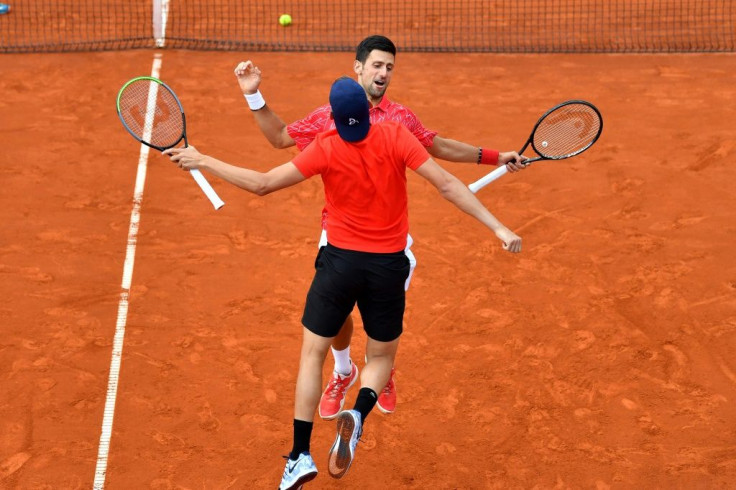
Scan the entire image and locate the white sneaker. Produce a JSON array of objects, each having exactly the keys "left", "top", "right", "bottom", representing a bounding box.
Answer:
[
  {"left": 278, "top": 452, "right": 318, "bottom": 490},
  {"left": 327, "top": 409, "right": 362, "bottom": 479}
]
